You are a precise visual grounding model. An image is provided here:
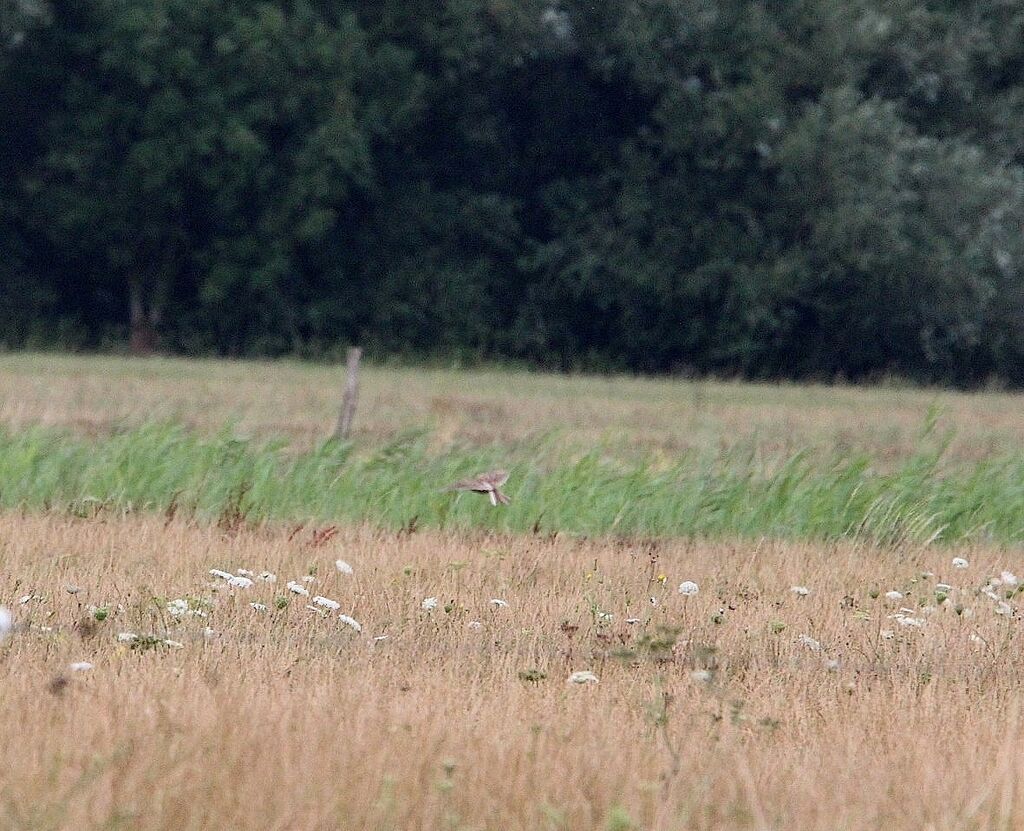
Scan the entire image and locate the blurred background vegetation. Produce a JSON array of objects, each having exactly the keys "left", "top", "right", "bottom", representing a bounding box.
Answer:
[{"left": 2, "top": 0, "right": 1023, "bottom": 384}]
